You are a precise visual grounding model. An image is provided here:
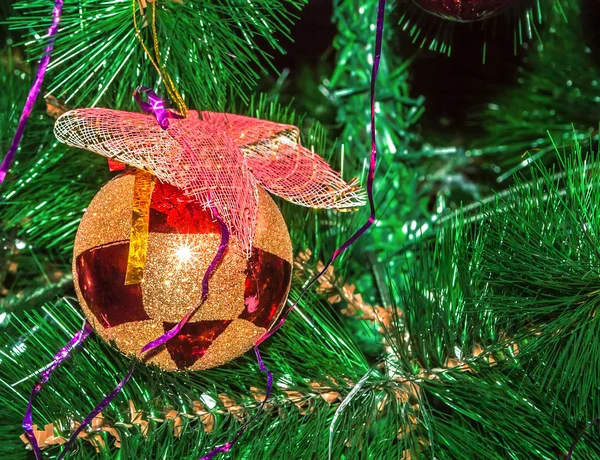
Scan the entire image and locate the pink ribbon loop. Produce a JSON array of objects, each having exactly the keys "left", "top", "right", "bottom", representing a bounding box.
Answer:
[{"left": 134, "top": 86, "right": 183, "bottom": 129}]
